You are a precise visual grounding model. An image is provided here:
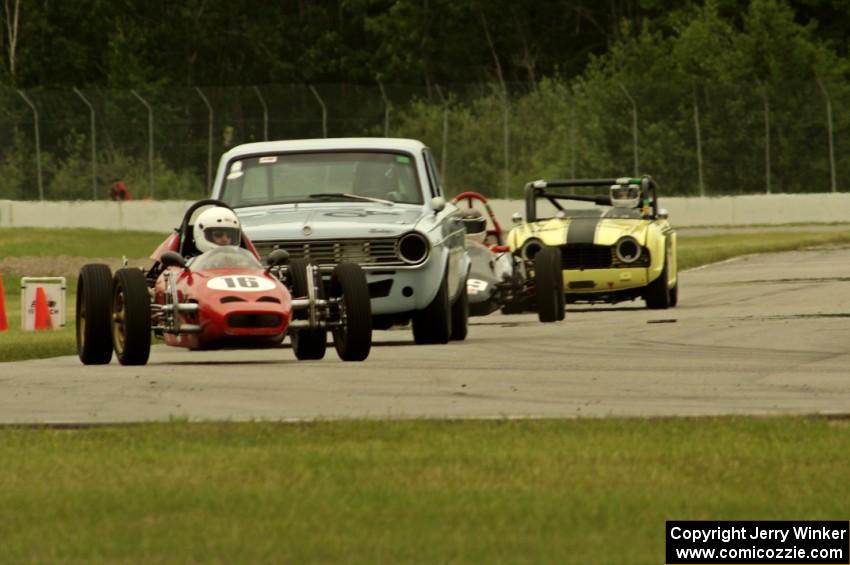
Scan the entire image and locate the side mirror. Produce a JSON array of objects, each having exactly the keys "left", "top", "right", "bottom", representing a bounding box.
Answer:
[
  {"left": 657, "top": 208, "right": 669, "bottom": 220},
  {"left": 430, "top": 196, "right": 446, "bottom": 214},
  {"left": 511, "top": 212, "right": 523, "bottom": 224},
  {"left": 160, "top": 251, "right": 186, "bottom": 269},
  {"left": 266, "top": 249, "right": 290, "bottom": 268}
]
